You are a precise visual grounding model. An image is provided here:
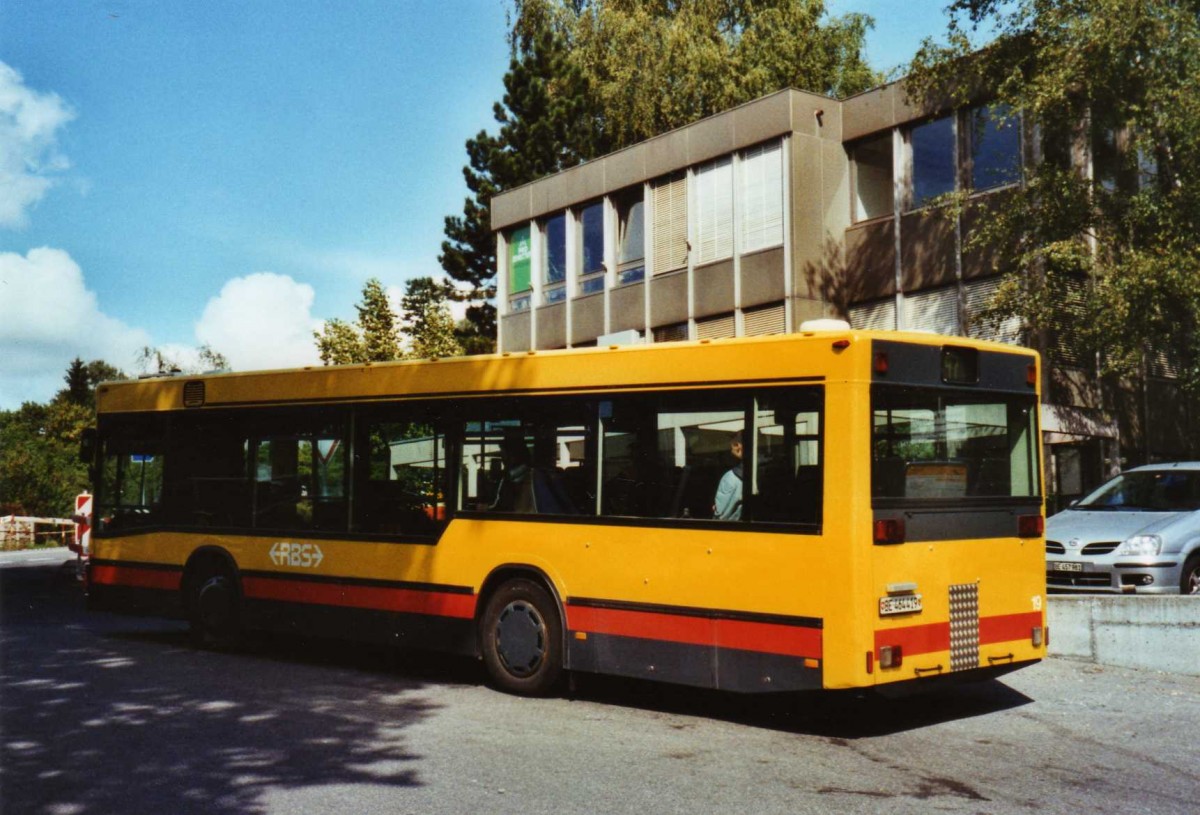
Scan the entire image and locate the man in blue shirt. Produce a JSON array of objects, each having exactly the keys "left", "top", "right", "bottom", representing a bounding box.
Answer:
[{"left": 714, "top": 430, "right": 743, "bottom": 520}]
